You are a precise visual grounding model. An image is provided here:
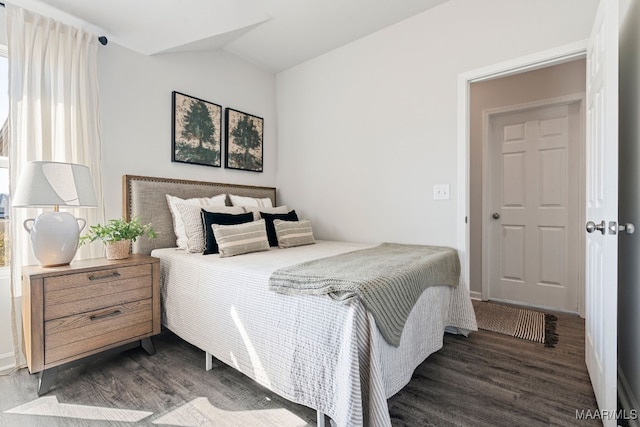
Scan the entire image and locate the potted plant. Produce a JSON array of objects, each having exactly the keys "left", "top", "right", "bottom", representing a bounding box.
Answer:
[{"left": 80, "top": 217, "right": 157, "bottom": 260}]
